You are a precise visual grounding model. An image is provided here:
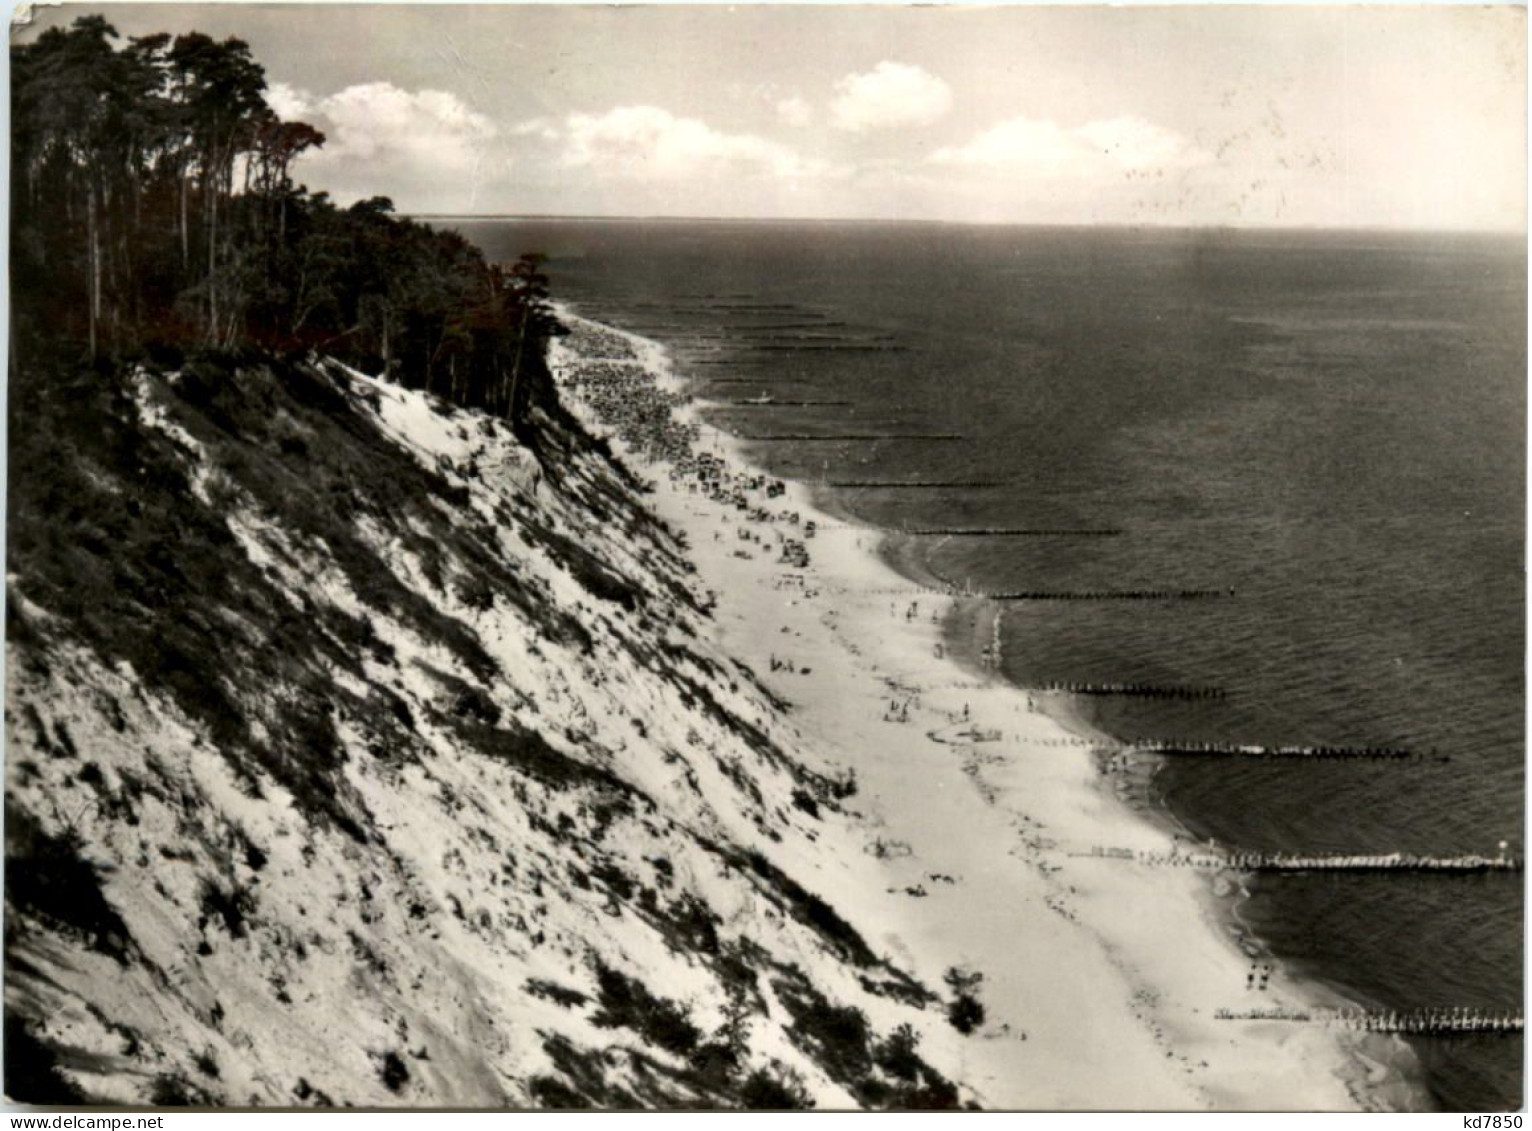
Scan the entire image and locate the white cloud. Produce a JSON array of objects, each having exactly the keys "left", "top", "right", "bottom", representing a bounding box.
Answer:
[
  {"left": 265, "top": 81, "right": 312, "bottom": 123},
  {"left": 933, "top": 117, "right": 1081, "bottom": 174},
  {"left": 1074, "top": 117, "right": 1202, "bottom": 171},
  {"left": 829, "top": 62, "right": 952, "bottom": 133},
  {"left": 776, "top": 95, "right": 815, "bottom": 128},
  {"left": 274, "top": 81, "right": 497, "bottom": 176},
  {"left": 557, "top": 105, "right": 832, "bottom": 181},
  {"left": 264, "top": 81, "right": 502, "bottom": 210},
  {"left": 319, "top": 83, "right": 496, "bottom": 170},
  {"left": 511, "top": 117, "right": 562, "bottom": 142},
  {"left": 933, "top": 113, "right": 1209, "bottom": 177}
]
